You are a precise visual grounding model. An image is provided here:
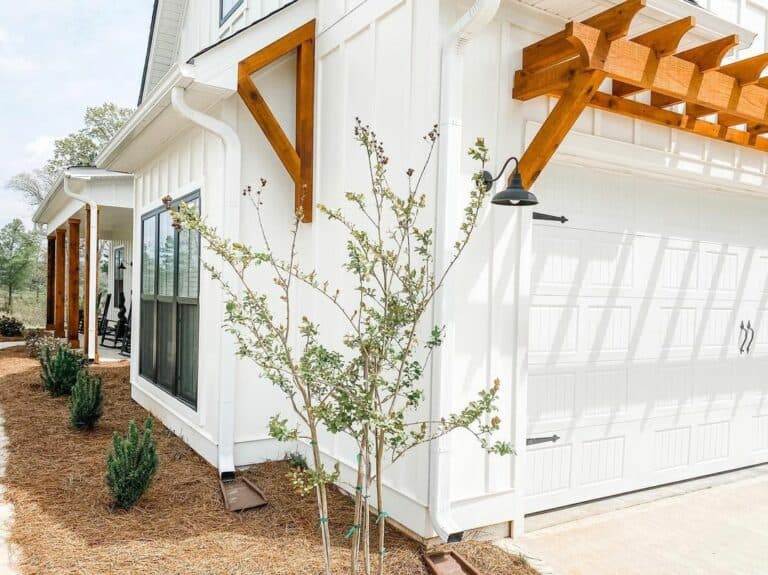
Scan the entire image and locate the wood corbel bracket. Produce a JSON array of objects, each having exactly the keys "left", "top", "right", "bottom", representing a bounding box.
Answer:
[{"left": 237, "top": 20, "right": 316, "bottom": 223}]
